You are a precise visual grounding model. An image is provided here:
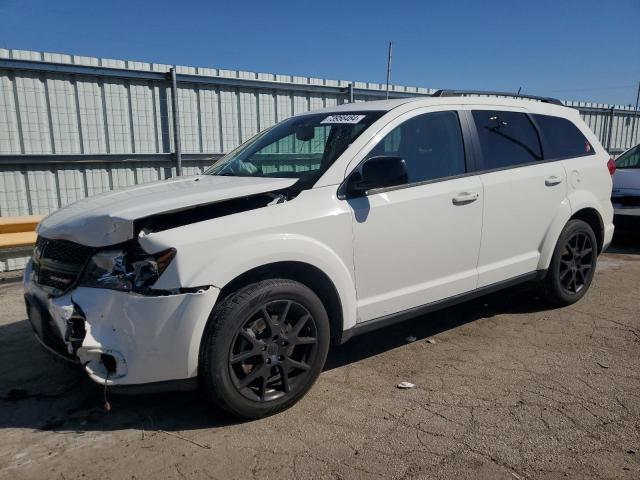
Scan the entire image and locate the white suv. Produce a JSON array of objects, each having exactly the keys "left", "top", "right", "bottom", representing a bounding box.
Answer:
[{"left": 24, "top": 91, "right": 615, "bottom": 418}]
